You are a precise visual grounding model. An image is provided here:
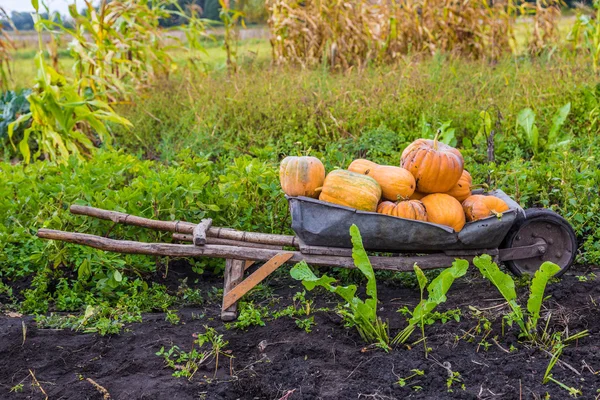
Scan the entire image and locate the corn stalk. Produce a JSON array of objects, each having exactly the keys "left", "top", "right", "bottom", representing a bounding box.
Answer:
[
  {"left": 268, "top": 0, "right": 566, "bottom": 69},
  {"left": 0, "top": 7, "right": 16, "bottom": 91}
]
